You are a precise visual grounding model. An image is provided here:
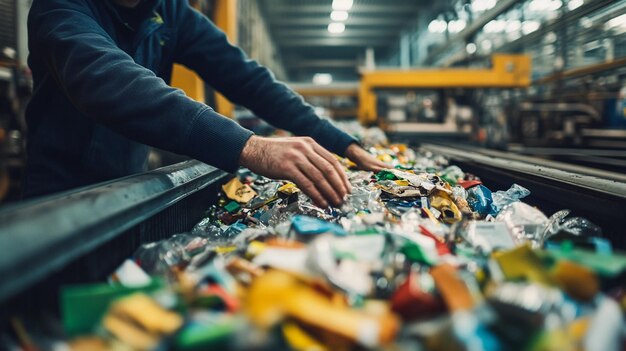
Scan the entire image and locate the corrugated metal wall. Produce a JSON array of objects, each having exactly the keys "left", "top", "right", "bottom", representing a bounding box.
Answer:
[{"left": 0, "top": 0, "right": 16, "bottom": 53}]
